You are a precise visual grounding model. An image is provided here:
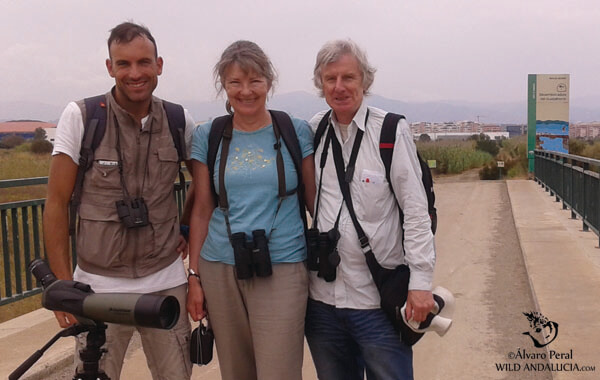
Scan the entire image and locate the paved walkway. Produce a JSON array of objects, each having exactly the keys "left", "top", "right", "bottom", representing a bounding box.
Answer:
[{"left": 2, "top": 178, "right": 599, "bottom": 379}]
